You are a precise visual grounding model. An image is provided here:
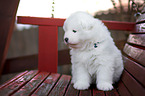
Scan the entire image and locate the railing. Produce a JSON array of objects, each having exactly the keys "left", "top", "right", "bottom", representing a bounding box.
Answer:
[{"left": 17, "top": 16, "right": 135, "bottom": 73}]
